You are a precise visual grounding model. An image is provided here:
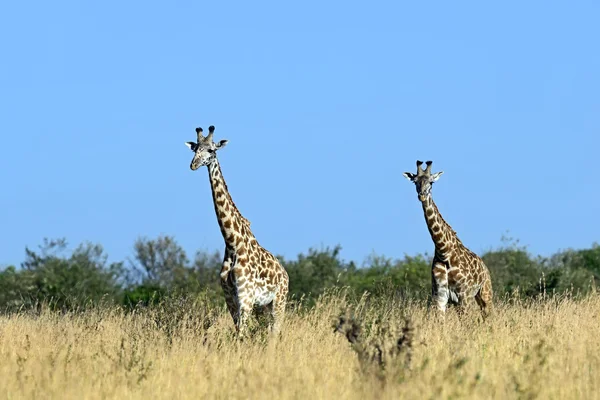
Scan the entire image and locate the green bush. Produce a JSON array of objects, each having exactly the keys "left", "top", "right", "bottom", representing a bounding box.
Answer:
[
  {"left": 0, "top": 239, "right": 122, "bottom": 311},
  {"left": 1, "top": 236, "right": 598, "bottom": 312}
]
